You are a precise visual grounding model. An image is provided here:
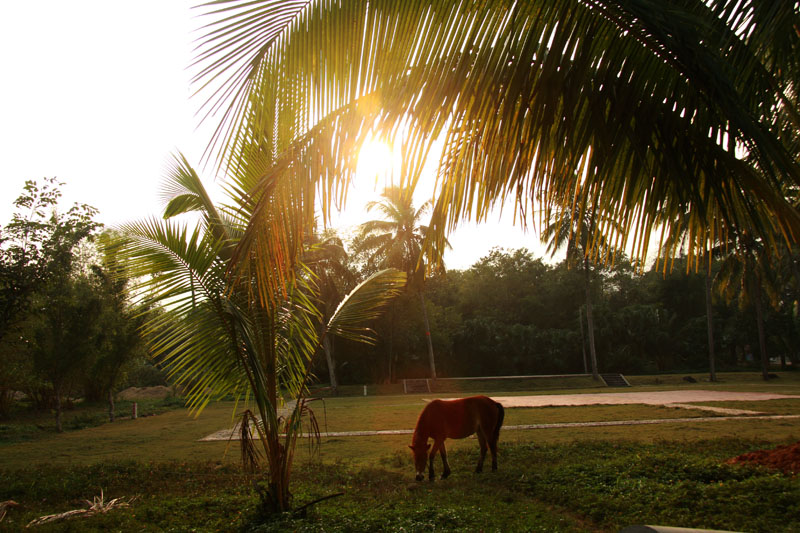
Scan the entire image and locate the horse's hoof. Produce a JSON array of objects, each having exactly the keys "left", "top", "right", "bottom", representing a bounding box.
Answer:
[
  {"left": 415, "top": 474, "right": 424, "bottom": 482},
  {"left": 441, "top": 472, "right": 450, "bottom": 480}
]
